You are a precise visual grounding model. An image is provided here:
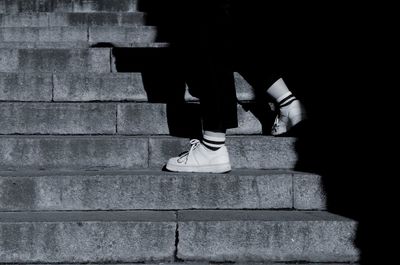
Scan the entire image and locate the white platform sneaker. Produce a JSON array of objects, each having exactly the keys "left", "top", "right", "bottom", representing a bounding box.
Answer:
[
  {"left": 166, "top": 139, "right": 232, "bottom": 173},
  {"left": 271, "top": 99, "right": 307, "bottom": 136}
]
